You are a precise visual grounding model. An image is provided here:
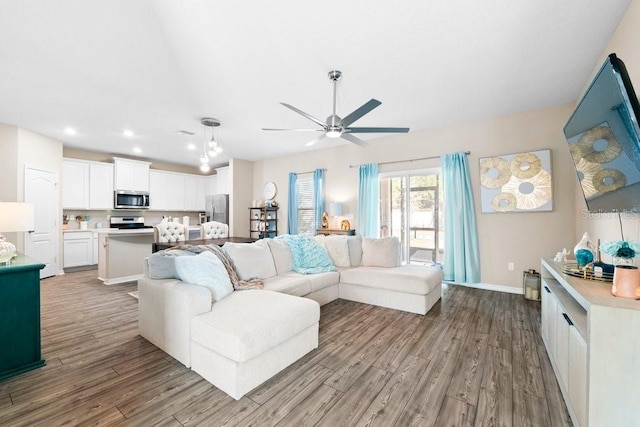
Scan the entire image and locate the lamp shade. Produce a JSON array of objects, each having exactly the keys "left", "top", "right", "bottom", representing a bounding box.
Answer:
[
  {"left": 329, "top": 202, "right": 343, "bottom": 216},
  {"left": 0, "top": 202, "right": 35, "bottom": 232}
]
